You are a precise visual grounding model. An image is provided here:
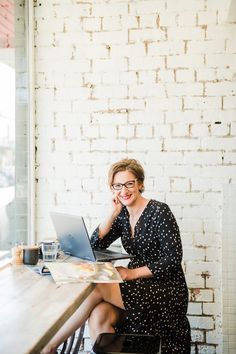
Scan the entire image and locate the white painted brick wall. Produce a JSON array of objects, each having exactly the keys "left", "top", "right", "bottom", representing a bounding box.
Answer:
[
  {"left": 13, "top": 1, "right": 29, "bottom": 246},
  {"left": 34, "top": 1, "right": 236, "bottom": 353}
]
